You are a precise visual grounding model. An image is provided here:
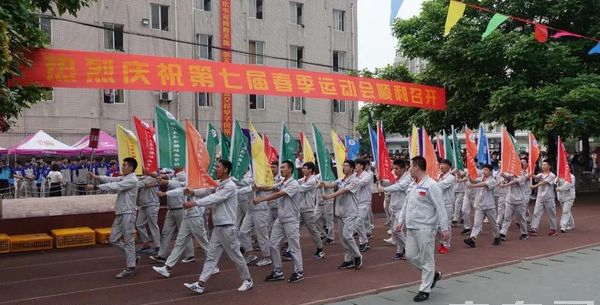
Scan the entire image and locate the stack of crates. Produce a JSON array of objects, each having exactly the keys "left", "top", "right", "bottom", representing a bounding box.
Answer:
[
  {"left": 0, "top": 233, "right": 10, "bottom": 254},
  {"left": 51, "top": 227, "right": 96, "bottom": 249},
  {"left": 94, "top": 227, "right": 112, "bottom": 244},
  {"left": 9, "top": 233, "right": 53, "bottom": 252}
]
